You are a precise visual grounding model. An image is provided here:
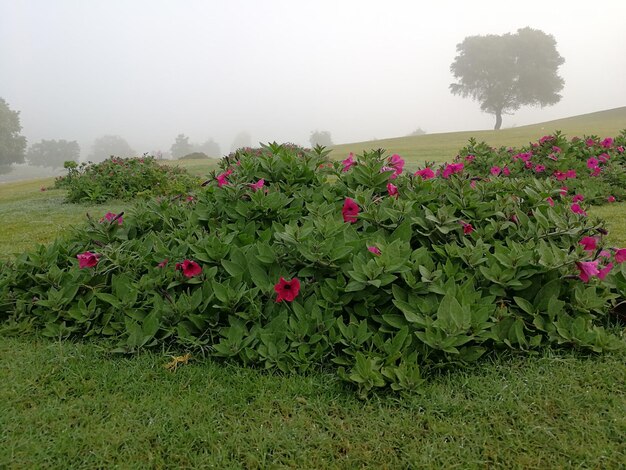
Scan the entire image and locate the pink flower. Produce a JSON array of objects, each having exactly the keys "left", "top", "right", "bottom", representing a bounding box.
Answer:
[
  {"left": 607, "top": 195, "right": 616, "bottom": 203},
  {"left": 490, "top": 166, "right": 502, "bottom": 176},
  {"left": 502, "top": 167, "right": 511, "bottom": 176},
  {"left": 470, "top": 180, "right": 477, "bottom": 189},
  {"left": 100, "top": 212, "right": 123, "bottom": 225},
  {"left": 546, "top": 197, "right": 555, "bottom": 207},
  {"left": 525, "top": 161, "right": 533, "bottom": 169},
  {"left": 617, "top": 146, "right": 624, "bottom": 153},
  {"left": 77, "top": 251, "right": 100, "bottom": 269},
  {"left": 601, "top": 137, "right": 613, "bottom": 149},
  {"left": 387, "top": 183, "right": 398, "bottom": 197},
  {"left": 600, "top": 250, "right": 611, "bottom": 259},
  {"left": 576, "top": 260, "right": 599, "bottom": 283},
  {"left": 570, "top": 203, "right": 587, "bottom": 216},
  {"left": 565, "top": 169, "right": 577, "bottom": 179},
  {"left": 342, "top": 197, "right": 359, "bottom": 223},
  {"left": 539, "top": 135, "right": 554, "bottom": 144},
  {"left": 216, "top": 172, "right": 230, "bottom": 187},
  {"left": 585, "top": 138, "right": 596, "bottom": 147},
  {"left": 442, "top": 163, "right": 464, "bottom": 179},
  {"left": 388, "top": 154, "right": 405, "bottom": 177},
  {"left": 586, "top": 157, "right": 599, "bottom": 169},
  {"left": 342, "top": 153, "right": 356, "bottom": 172},
  {"left": 534, "top": 164, "right": 546, "bottom": 173},
  {"left": 465, "top": 154, "right": 475, "bottom": 162},
  {"left": 590, "top": 167, "right": 602, "bottom": 177},
  {"left": 579, "top": 236, "right": 597, "bottom": 252},
  {"left": 459, "top": 220, "right": 474, "bottom": 235},
  {"left": 598, "top": 153, "right": 610, "bottom": 163},
  {"left": 559, "top": 187, "right": 568, "bottom": 197},
  {"left": 554, "top": 171, "right": 566, "bottom": 181},
  {"left": 250, "top": 178, "right": 265, "bottom": 191},
  {"left": 598, "top": 262, "right": 613, "bottom": 280},
  {"left": 367, "top": 246, "right": 381, "bottom": 255},
  {"left": 274, "top": 277, "right": 301, "bottom": 303},
  {"left": 176, "top": 259, "right": 202, "bottom": 278},
  {"left": 157, "top": 259, "right": 169, "bottom": 268},
  {"left": 552, "top": 146, "right": 562, "bottom": 153},
  {"left": 572, "top": 194, "right": 584, "bottom": 203},
  {"left": 548, "top": 153, "right": 559, "bottom": 161},
  {"left": 414, "top": 168, "right": 435, "bottom": 180},
  {"left": 615, "top": 249, "right": 626, "bottom": 263}
]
